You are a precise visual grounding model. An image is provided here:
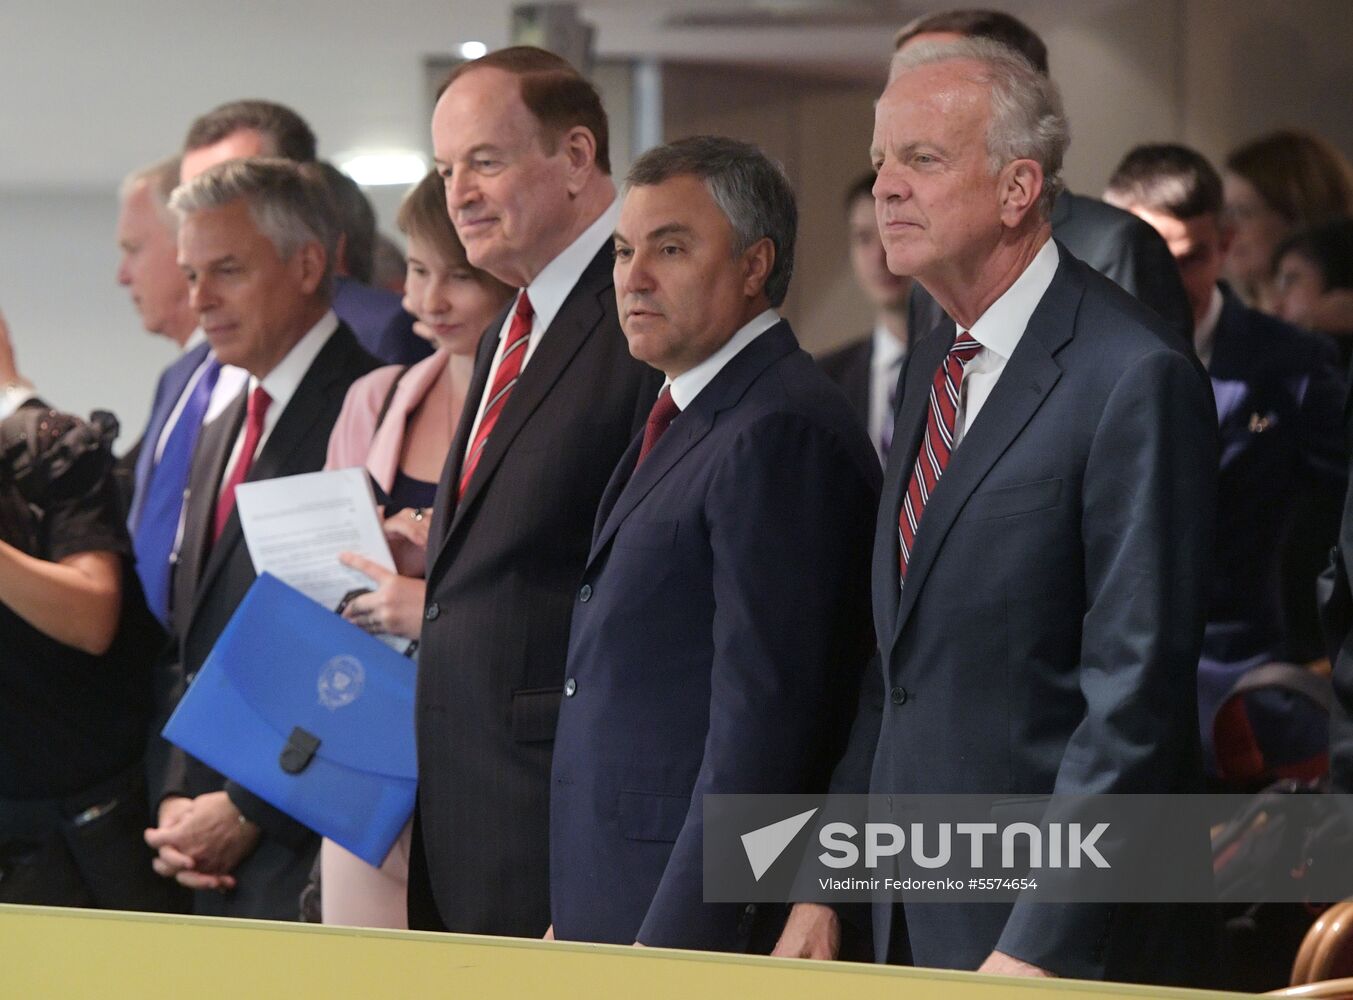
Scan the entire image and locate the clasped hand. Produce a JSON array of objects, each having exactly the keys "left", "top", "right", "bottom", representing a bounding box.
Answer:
[{"left": 143, "top": 792, "right": 260, "bottom": 891}]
